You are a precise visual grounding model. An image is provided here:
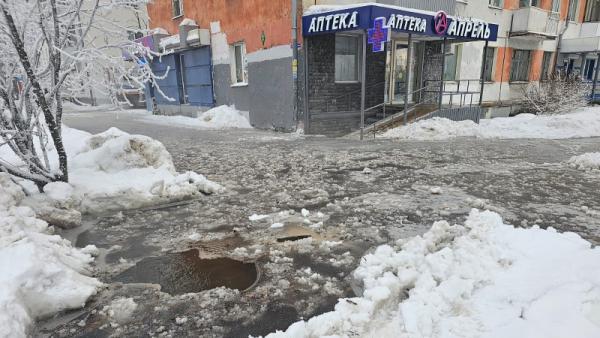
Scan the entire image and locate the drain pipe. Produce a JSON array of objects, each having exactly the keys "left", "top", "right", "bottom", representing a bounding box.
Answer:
[
  {"left": 555, "top": 0, "right": 573, "bottom": 73},
  {"left": 292, "top": 0, "right": 299, "bottom": 125}
]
